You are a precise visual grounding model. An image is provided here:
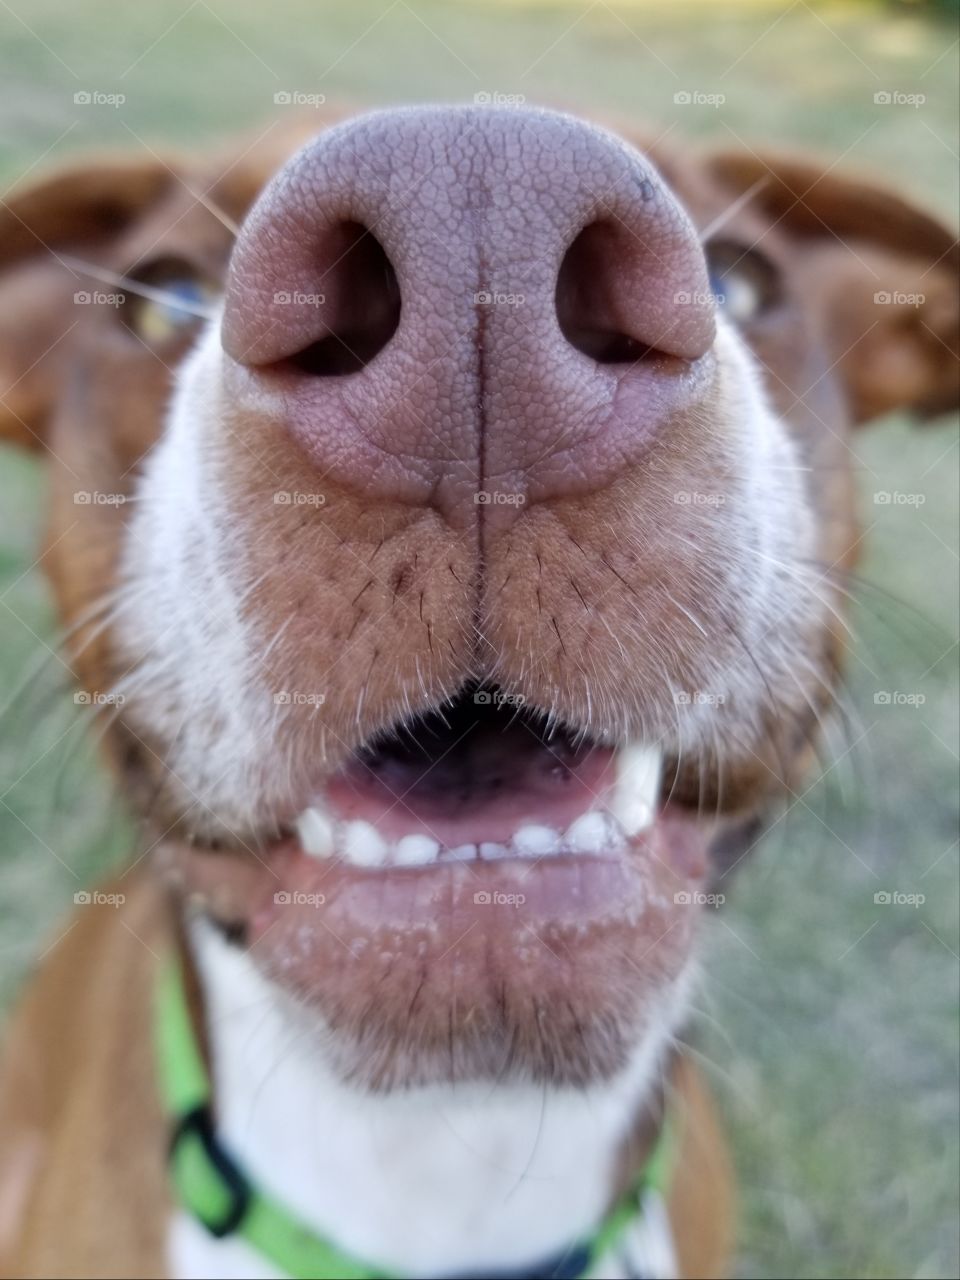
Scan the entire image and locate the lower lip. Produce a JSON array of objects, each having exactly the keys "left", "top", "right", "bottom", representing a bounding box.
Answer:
[
  {"left": 173, "top": 811, "right": 709, "bottom": 1000},
  {"left": 258, "top": 809, "right": 708, "bottom": 932}
]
